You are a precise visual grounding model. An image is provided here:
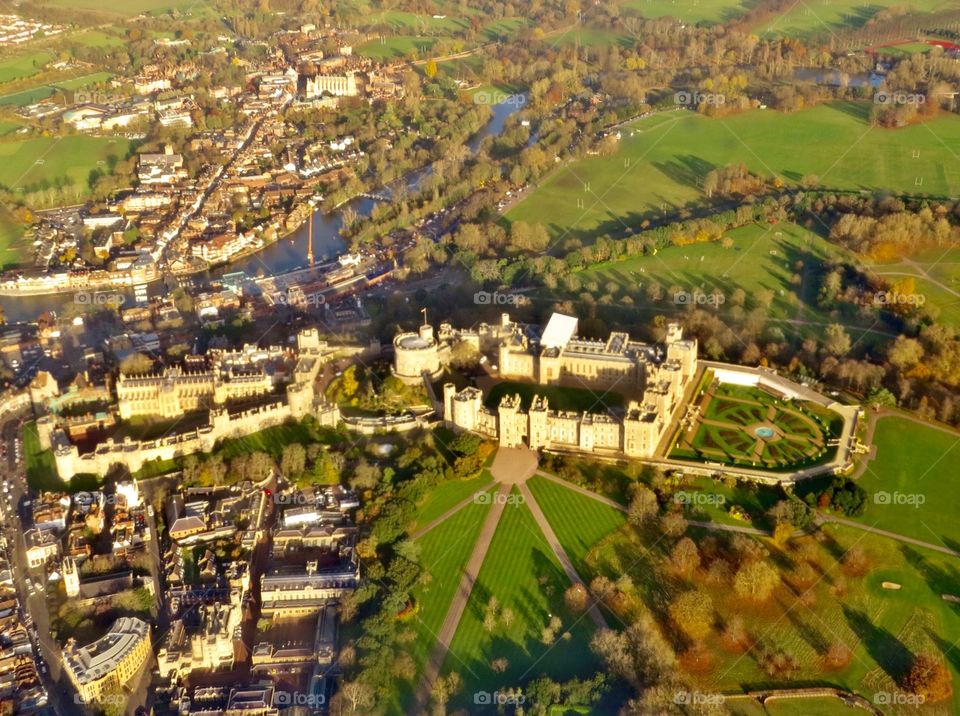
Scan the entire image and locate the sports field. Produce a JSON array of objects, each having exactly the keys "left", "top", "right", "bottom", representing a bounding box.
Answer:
[
  {"left": 851, "top": 415, "right": 960, "bottom": 549},
  {"left": 0, "top": 52, "right": 51, "bottom": 84},
  {"left": 0, "top": 135, "right": 132, "bottom": 196},
  {"left": 625, "top": 0, "right": 751, "bottom": 25},
  {"left": 671, "top": 382, "right": 840, "bottom": 469},
  {"left": 506, "top": 102, "right": 960, "bottom": 242},
  {"left": 754, "top": 0, "right": 953, "bottom": 38}
]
